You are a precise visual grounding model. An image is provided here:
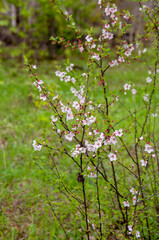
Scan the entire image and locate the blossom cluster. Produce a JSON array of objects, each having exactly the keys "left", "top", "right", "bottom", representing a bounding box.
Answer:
[{"left": 55, "top": 66, "right": 75, "bottom": 84}]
